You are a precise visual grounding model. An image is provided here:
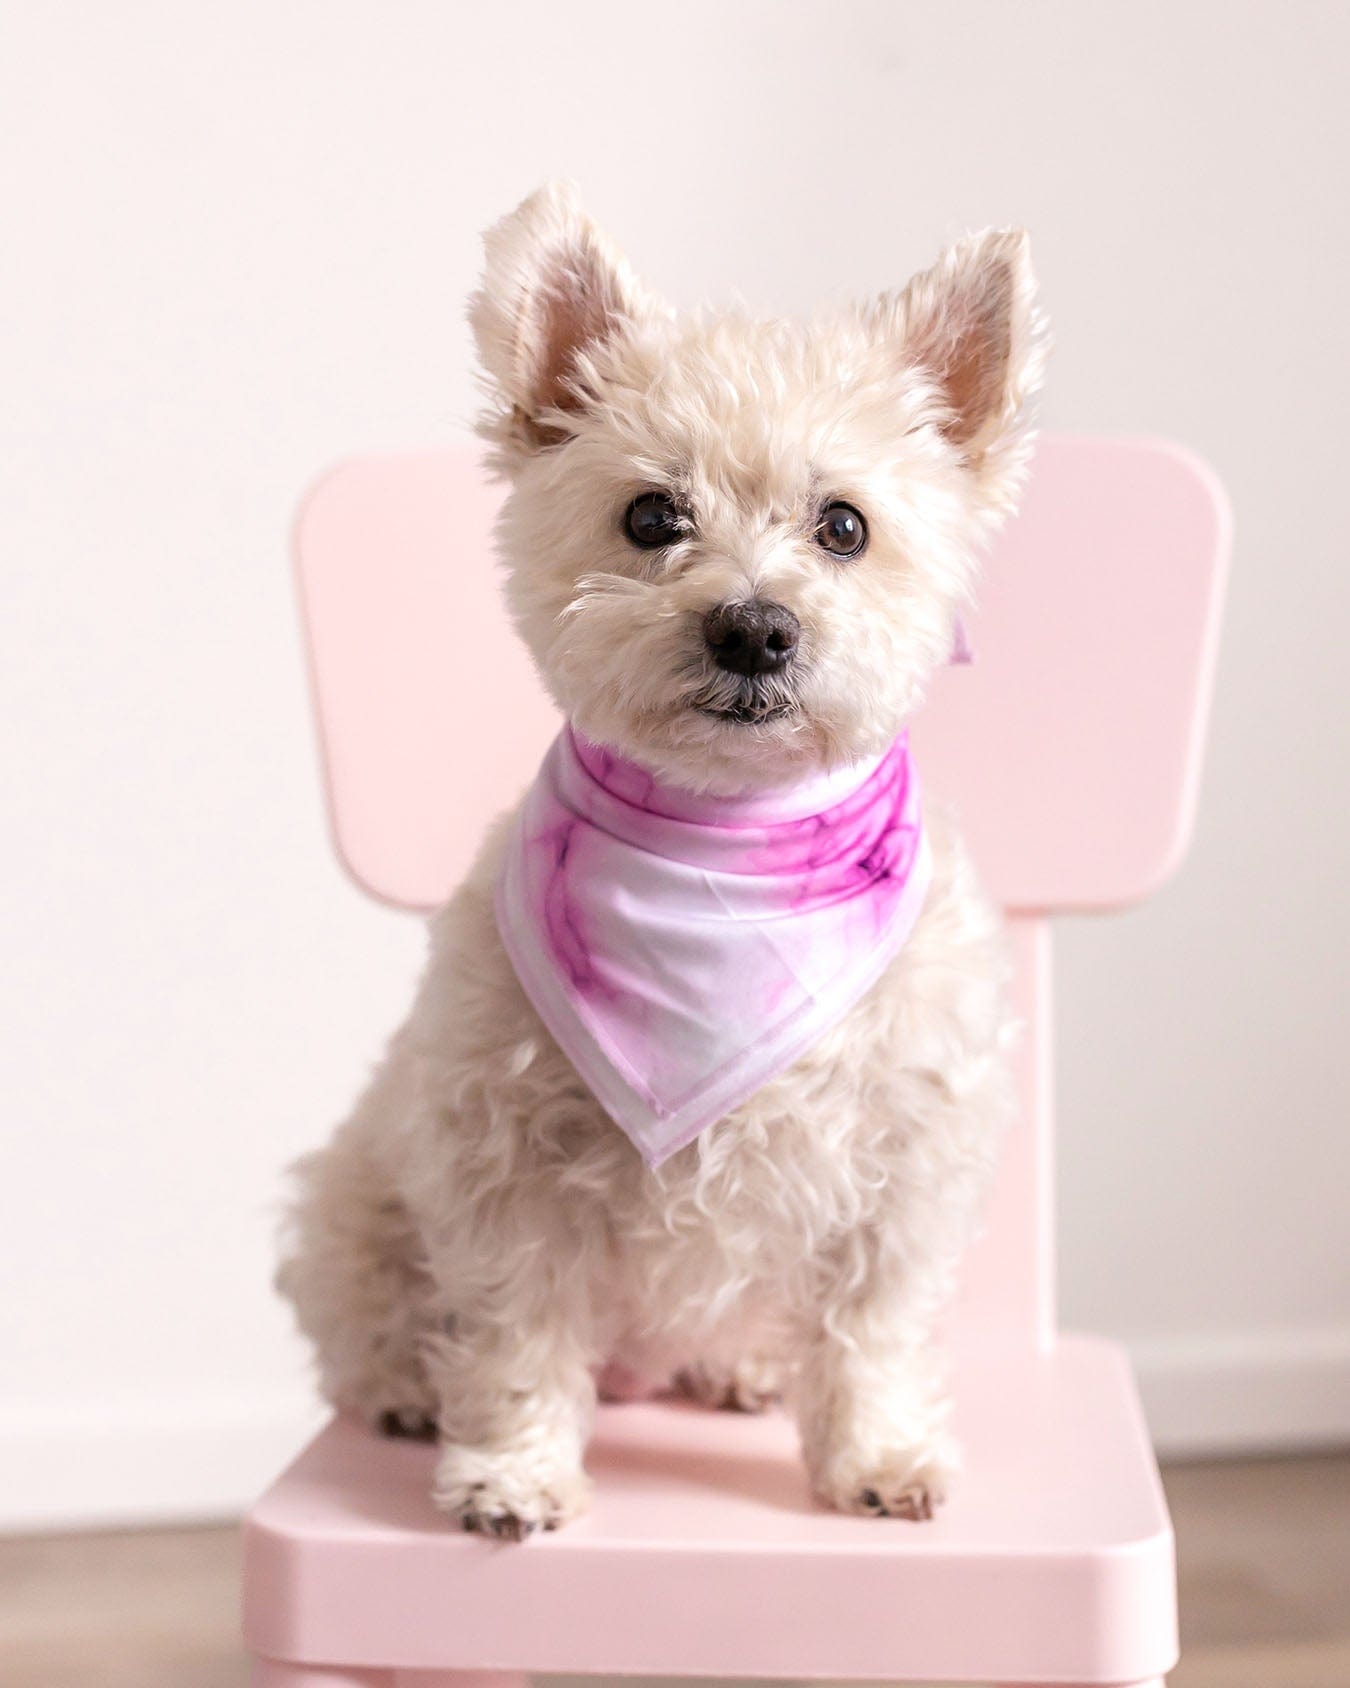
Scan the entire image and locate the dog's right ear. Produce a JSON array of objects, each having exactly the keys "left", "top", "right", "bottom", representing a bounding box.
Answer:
[{"left": 470, "top": 182, "right": 651, "bottom": 456}]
